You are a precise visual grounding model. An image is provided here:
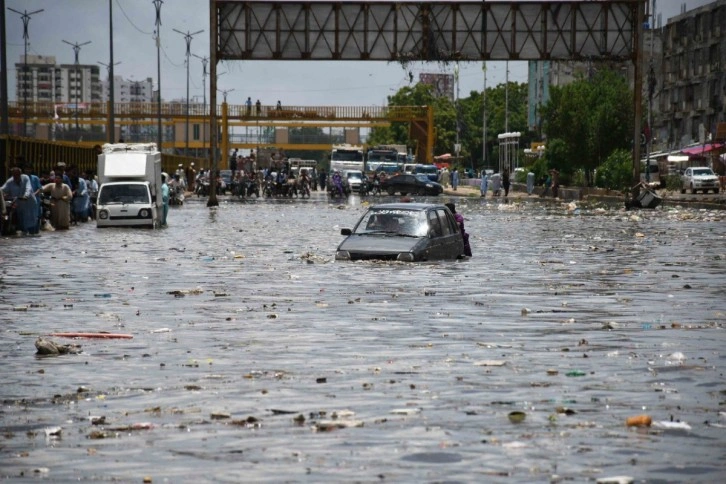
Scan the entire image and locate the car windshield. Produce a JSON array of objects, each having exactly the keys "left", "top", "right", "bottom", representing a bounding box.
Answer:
[
  {"left": 98, "top": 184, "right": 150, "bottom": 204},
  {"left": 693, "top": 168, "right": 714, "bottom": 176},
  {"left": 414, "top": 174, "right": 431, "bottom": 182},
  {"left": 415, "top": 166, "right": 438, "bottom": 175},
  {"left": 354, "top": 208, "right": 429, "bottom": 237}
]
